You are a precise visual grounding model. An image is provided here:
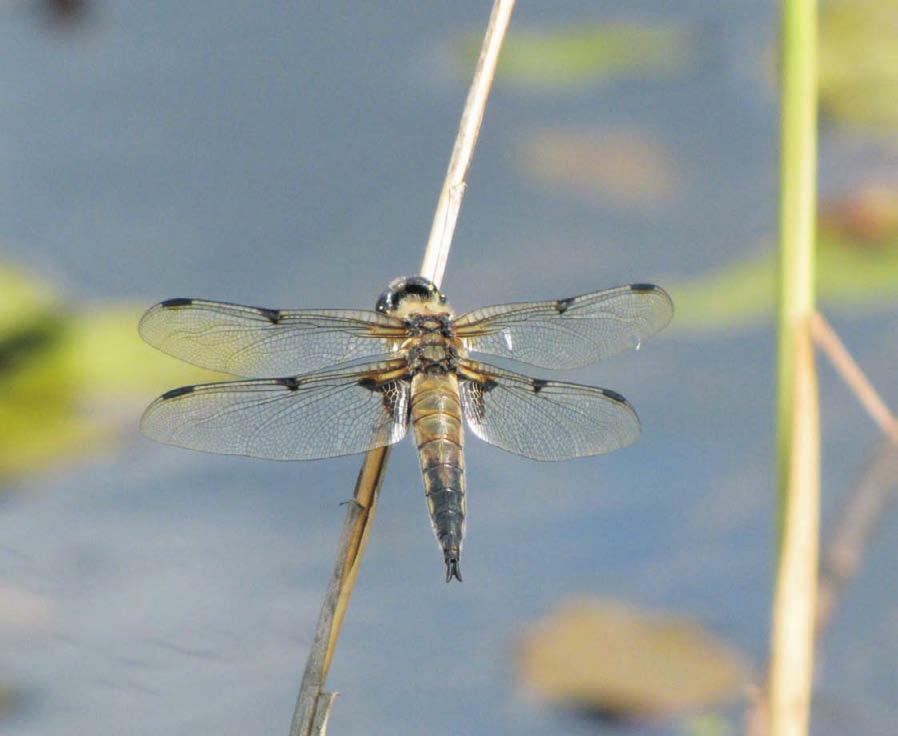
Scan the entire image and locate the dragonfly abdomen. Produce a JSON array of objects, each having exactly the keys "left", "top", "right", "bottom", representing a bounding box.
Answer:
[{"left": 411, "top": 373, "right": 466, "bottom": 582}]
